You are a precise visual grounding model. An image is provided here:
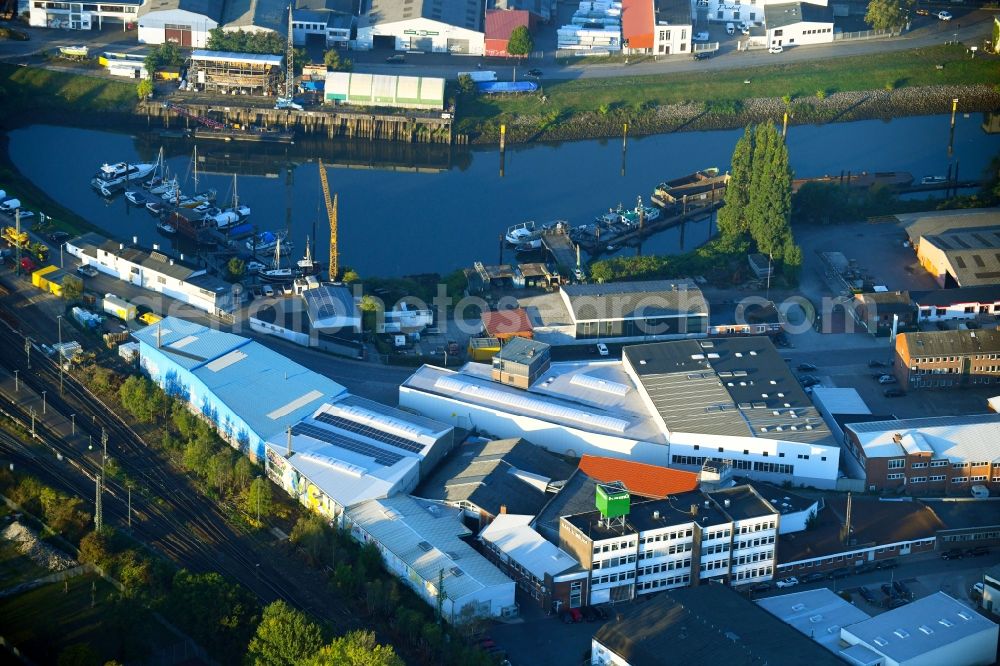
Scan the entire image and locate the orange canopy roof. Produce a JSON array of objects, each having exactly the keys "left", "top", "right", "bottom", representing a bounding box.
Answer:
[{"left": 579, "top": 454, "right": 699, "bottom": 498}]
